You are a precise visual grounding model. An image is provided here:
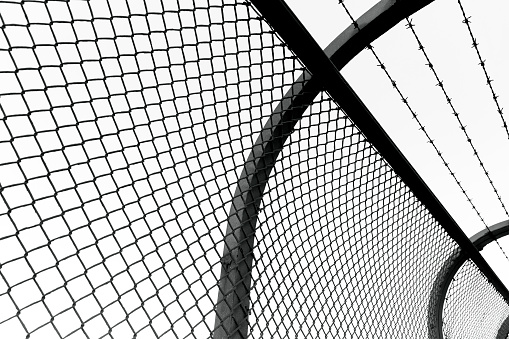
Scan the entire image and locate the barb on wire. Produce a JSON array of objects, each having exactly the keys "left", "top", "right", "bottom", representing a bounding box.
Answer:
[
  {"left": 456, "top": 0, "right": 509, "bottom": 139},
  {"left": 456, "top": 0, "right": 509, "bottom": 267},
  {"left": 337, "top": 1, "right": 489, "bottom": 229},
  {"left": 340, "top": 0, "right": 509, "bottom": 266},
  {"left": 404, "top": 17, "right": 509, "bottom": 263}
]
